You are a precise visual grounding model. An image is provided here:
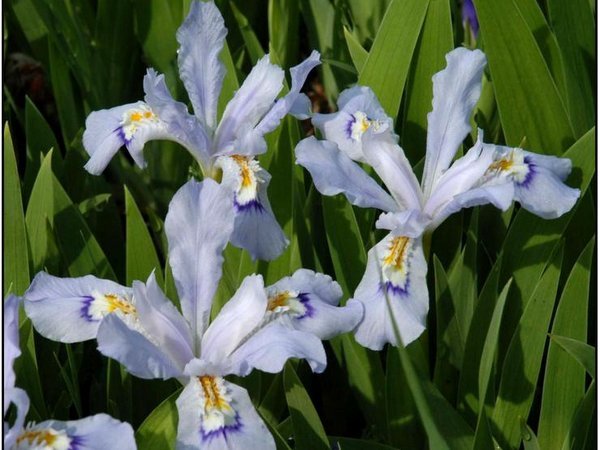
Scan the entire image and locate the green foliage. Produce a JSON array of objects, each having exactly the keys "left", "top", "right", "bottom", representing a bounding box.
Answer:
[{"left": 4, "top": 0, "right": 595, "bottom": 449}]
